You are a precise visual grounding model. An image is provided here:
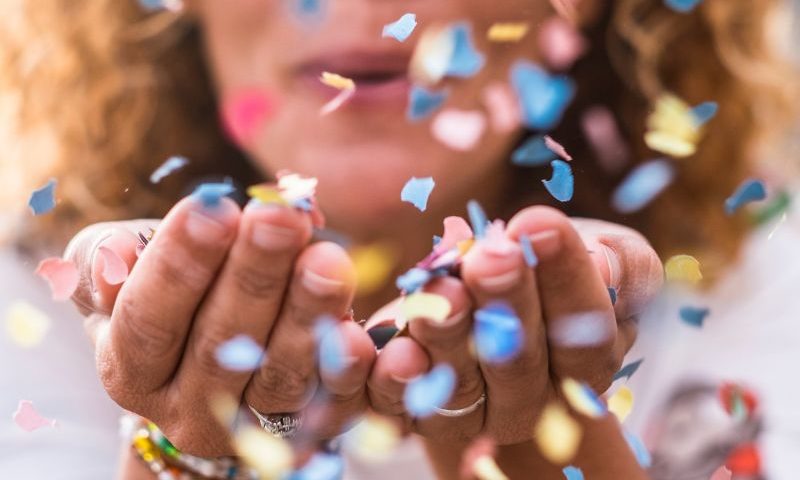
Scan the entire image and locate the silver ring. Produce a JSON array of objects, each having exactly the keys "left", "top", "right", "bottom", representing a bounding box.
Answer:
[
  {"left": 433, "top": 393, "right": 487, "bottom": 418},
  {"left": 247, "top": 405, "right": 302, "bottom": 438}
]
